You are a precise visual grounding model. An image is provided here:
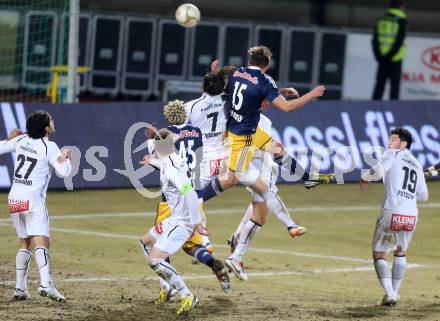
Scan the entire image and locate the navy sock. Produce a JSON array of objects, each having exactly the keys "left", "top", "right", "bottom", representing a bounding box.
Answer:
[
  {"left": 196, "top": 178, "right": 223, "bottom": 201},
  {"left": 194, "top": 246, "right": 215, "bottom": 268},
  {"left": 274, "top": 153, "right": 310, "bottom": 181}
]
